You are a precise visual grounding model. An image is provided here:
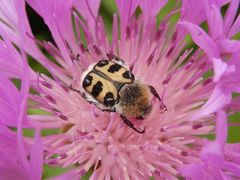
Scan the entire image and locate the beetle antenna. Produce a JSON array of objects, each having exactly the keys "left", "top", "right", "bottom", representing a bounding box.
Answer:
[{"left": 149, "top": 85, "right": 167, "bottom": 112}]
